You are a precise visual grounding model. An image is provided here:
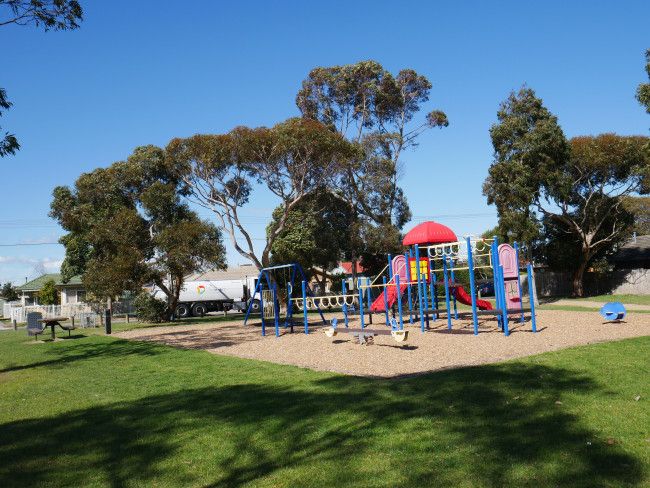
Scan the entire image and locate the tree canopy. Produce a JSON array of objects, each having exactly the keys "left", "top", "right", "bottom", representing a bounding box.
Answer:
[
  {"left": 0, "top": 0, "right": 82, "bottom": 29},
  {"left": 166, "top": 117, "right": 357, "bottom": 270},
  {"left": 268, "top": 190, "right": 354, "bottom": 286},
  {"left": 637, "top": 49, "right": 650, "bottom": 115},
  {"left": 0, "top": 88, "right": 19, "bottom": 157},
  {"left": 50, "top": 145, "right": 226, "bottom": 317},
  {"left": 296, "top": 60, "right": 447, "bottom": 229},
  {"left": 484, "top": 87, "right": 649, "bottom": 296},
  {"left": 0, "top": 282, "right": 19, "bottom": 301},
  {"left": 38, "top": 278, "right": 58, "bottom": 305}
]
